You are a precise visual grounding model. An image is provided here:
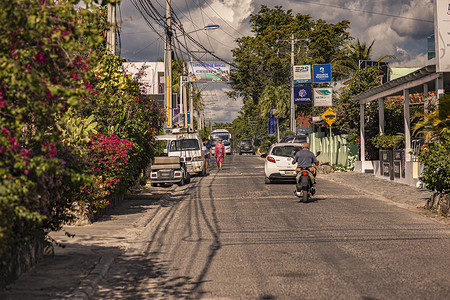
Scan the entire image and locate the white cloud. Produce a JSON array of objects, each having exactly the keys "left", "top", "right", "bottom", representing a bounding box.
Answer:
[
  {"left": 119, "top": 0, "right": 436, "bottom": 122},
  {"left": 201, "top": 84, "right": 243, "bottom": 123}
]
